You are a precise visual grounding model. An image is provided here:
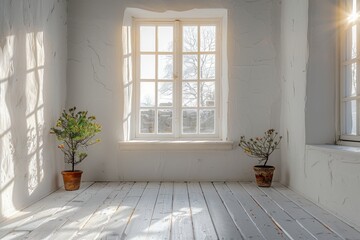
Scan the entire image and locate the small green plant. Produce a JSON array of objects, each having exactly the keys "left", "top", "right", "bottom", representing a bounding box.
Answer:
[
  {"left": 50, "top": 107, "right": 101, "bottom": 171},
  {"left": 239, "top": 129, "right": 282, "bottom": 166}
]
